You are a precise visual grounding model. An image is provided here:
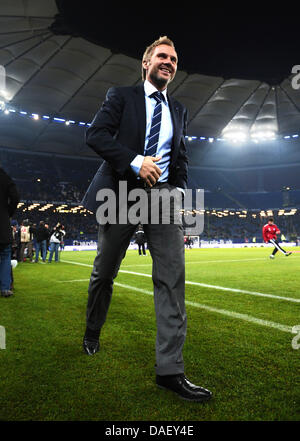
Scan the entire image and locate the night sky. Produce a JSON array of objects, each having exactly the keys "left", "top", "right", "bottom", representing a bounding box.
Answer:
[{"left": 54, "top": 1, "right": 300, "bottom": 85}]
